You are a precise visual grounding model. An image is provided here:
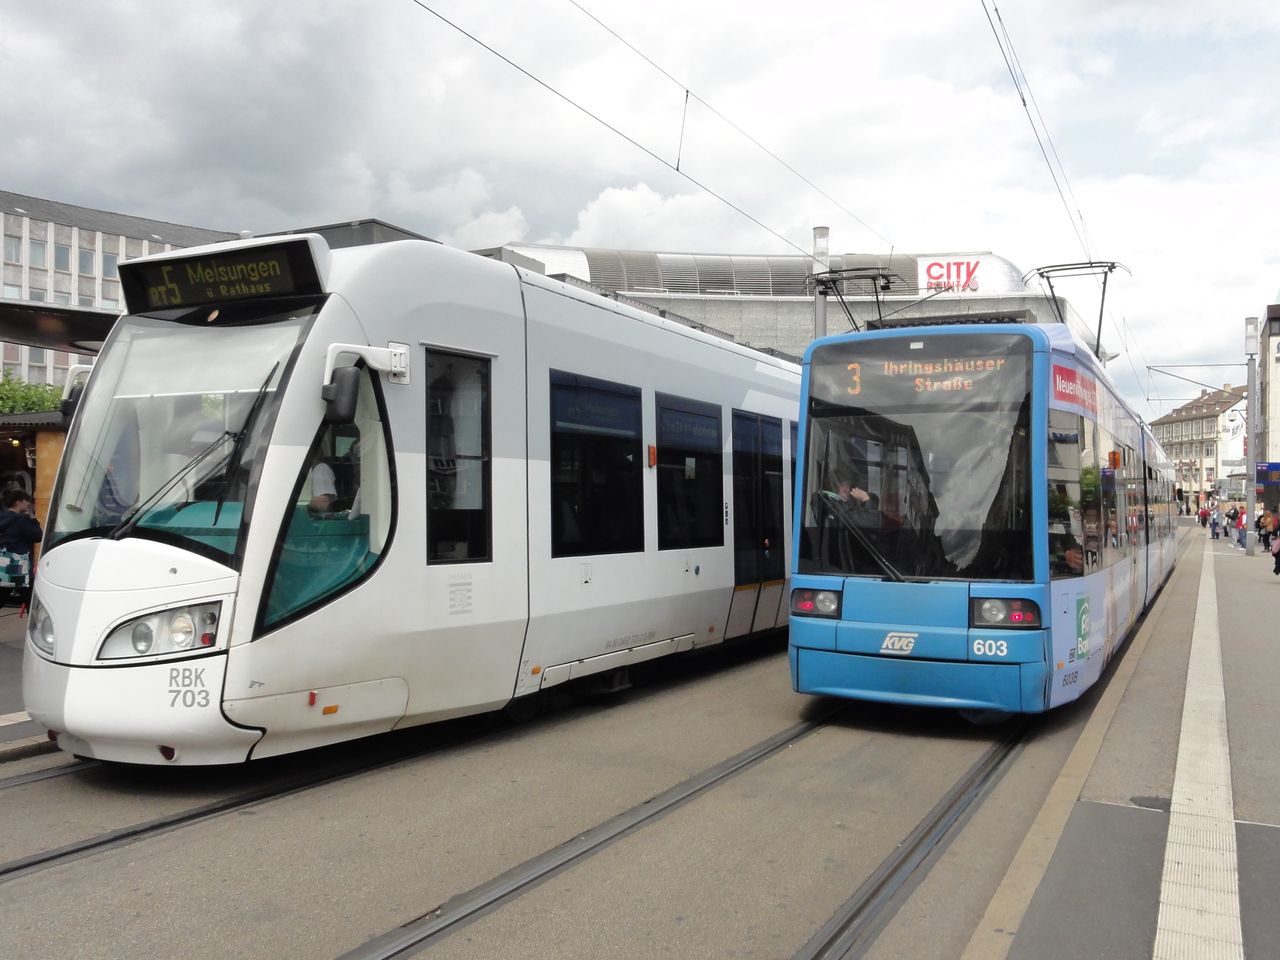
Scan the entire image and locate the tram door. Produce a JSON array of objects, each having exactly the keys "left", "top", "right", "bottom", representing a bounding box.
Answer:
[{"left": 725, "top": 411, "right": 786, "bottom": 638}]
